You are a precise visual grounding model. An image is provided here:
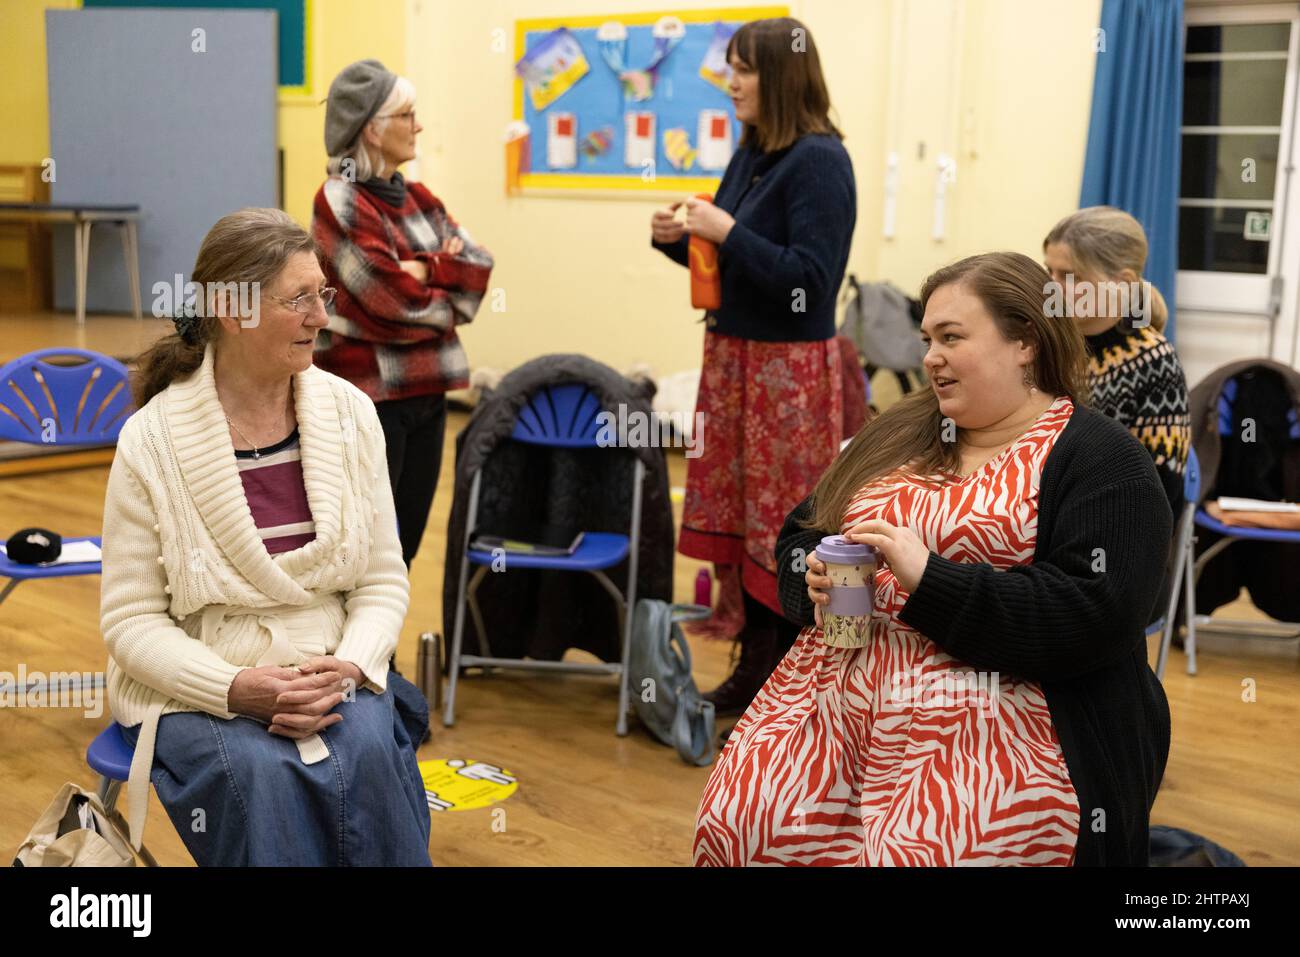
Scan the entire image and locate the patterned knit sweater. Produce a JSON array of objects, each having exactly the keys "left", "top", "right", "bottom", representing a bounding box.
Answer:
[
  {"left": 311, "top": 176, "right": 494, "bottom": 402},
  {"left": 100, "top": 343, "right": 409, "bottom": 848},
  {"left": 1085, "top": 323, "right": 1191, "bottom": 511}
]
